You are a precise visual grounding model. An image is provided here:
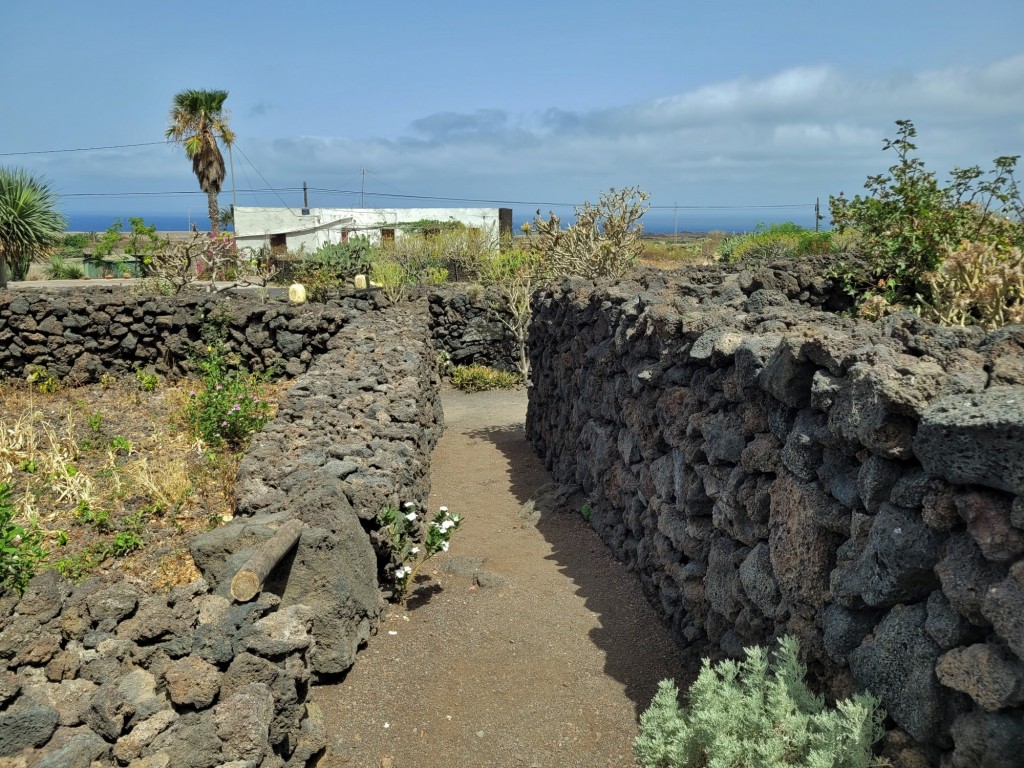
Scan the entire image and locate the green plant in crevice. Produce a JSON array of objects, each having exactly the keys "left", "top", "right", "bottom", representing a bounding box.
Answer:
[
  {"left": 377, "top": 502, "right": 462, "bottom": 601},
  {"left": 634, "top": 636, "right": 887, "bottom": 768},
  {"left": 184, "top": 341, "right": 272, "bottom": 450},
  {"left": 0, "top": 482, "right": 46, "bottom": 595}
]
